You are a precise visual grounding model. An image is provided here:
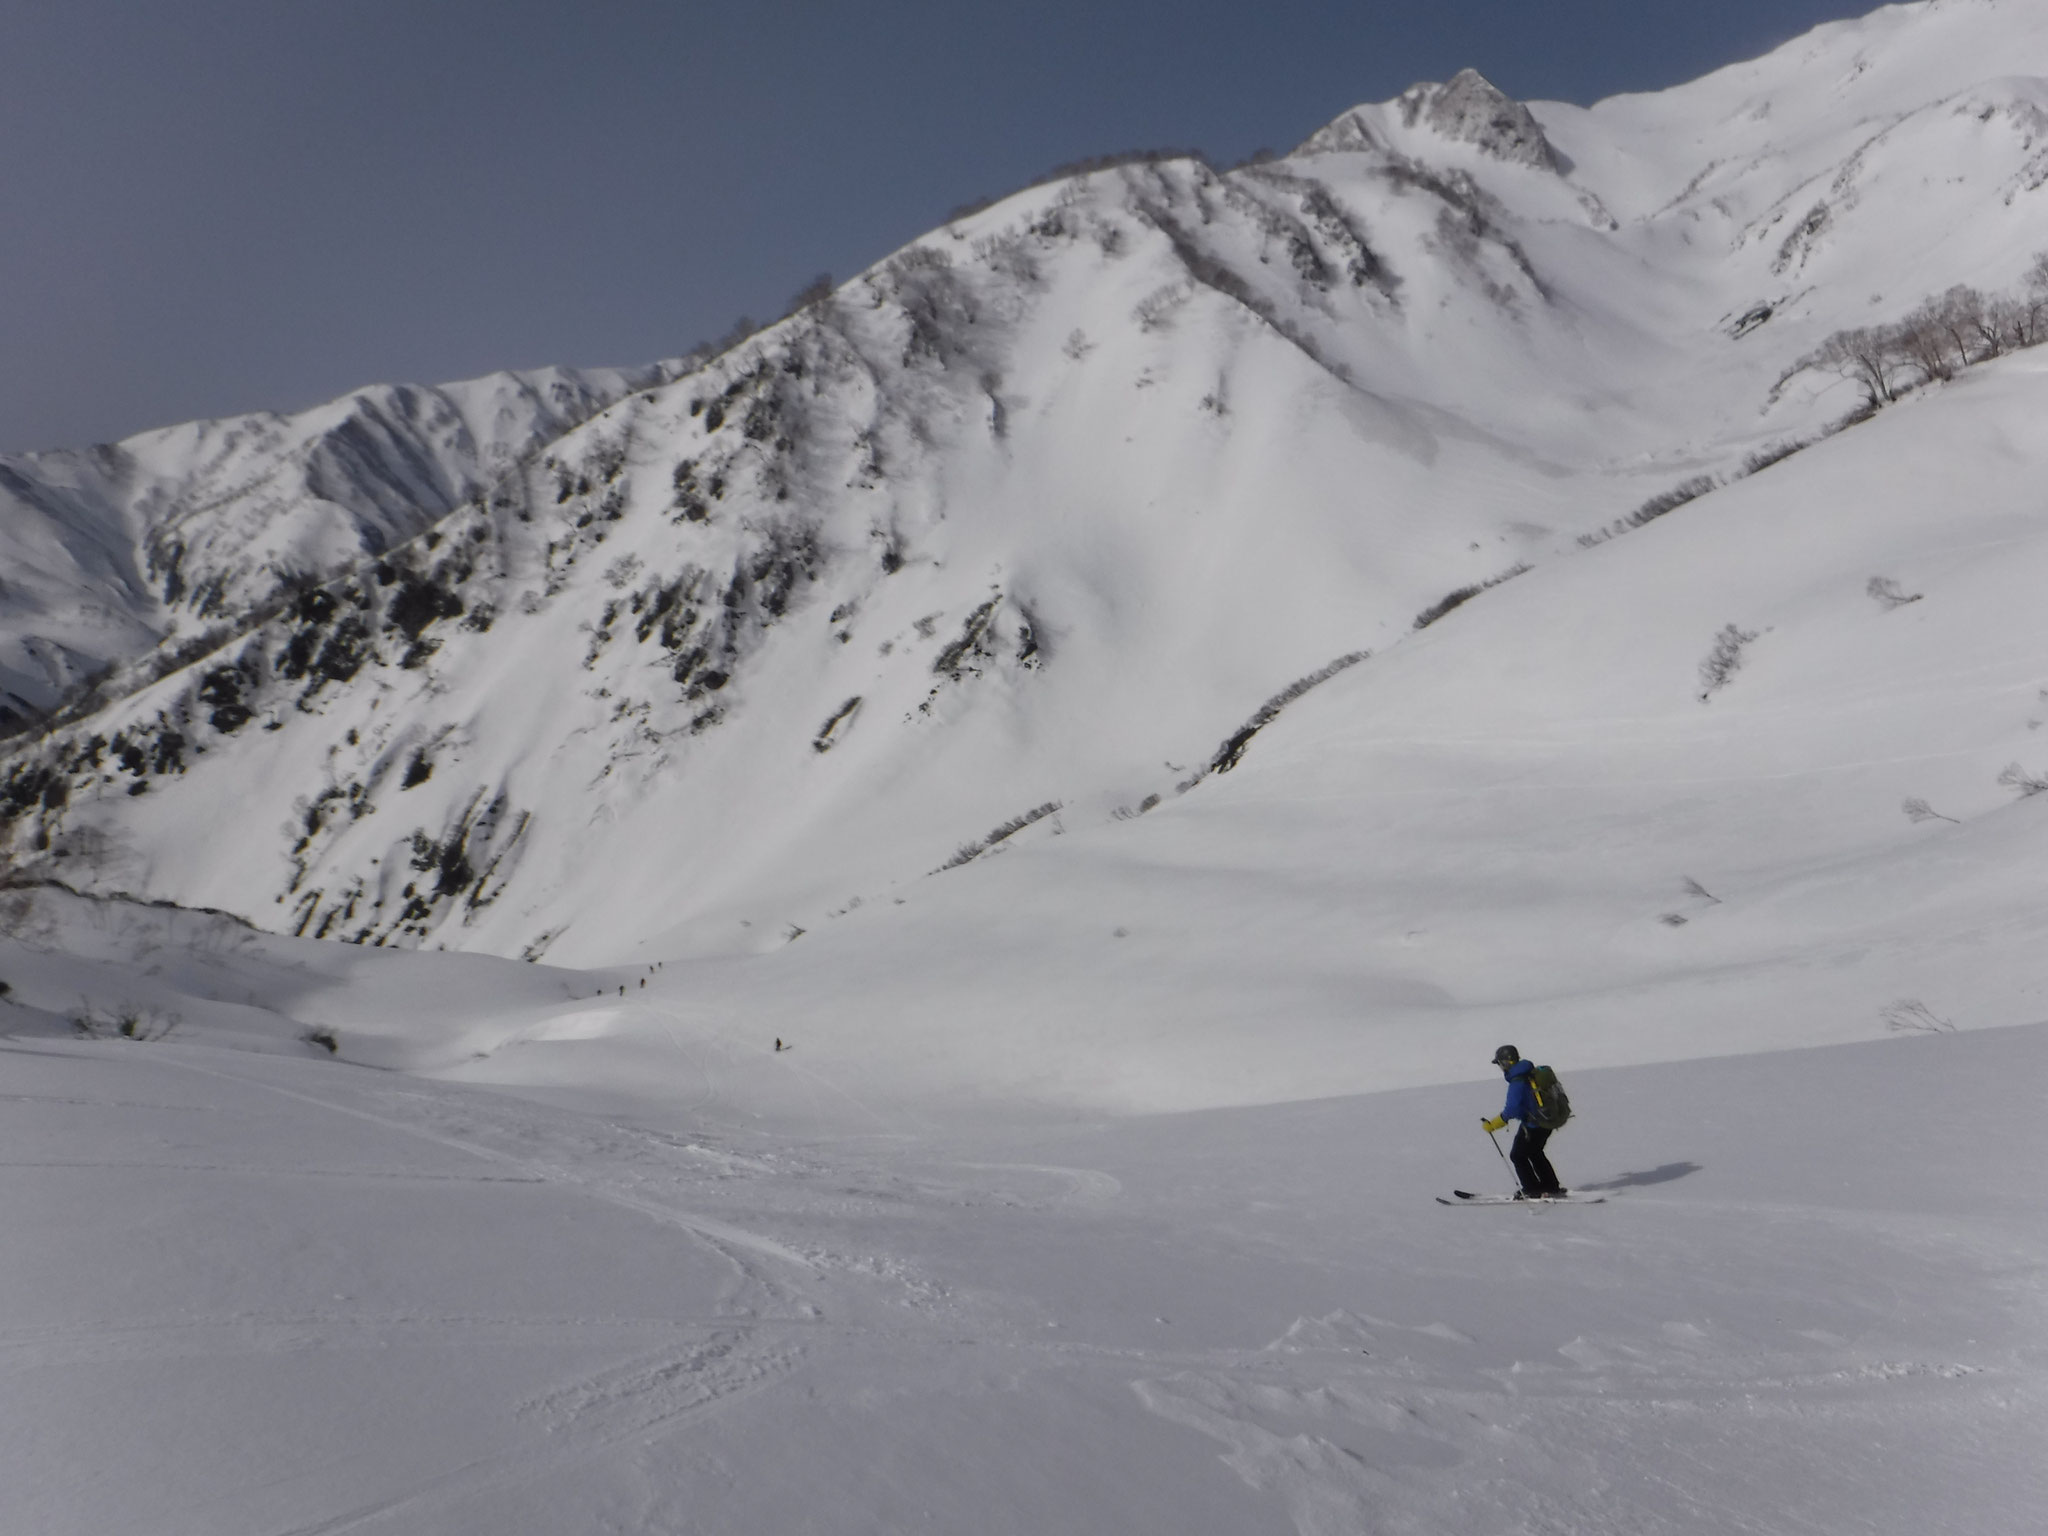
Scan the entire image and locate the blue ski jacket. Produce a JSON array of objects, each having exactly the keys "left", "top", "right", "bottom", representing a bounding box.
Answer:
[{"left": 1500, "top": 1060, "right": 1539, "bottom": 1125}]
